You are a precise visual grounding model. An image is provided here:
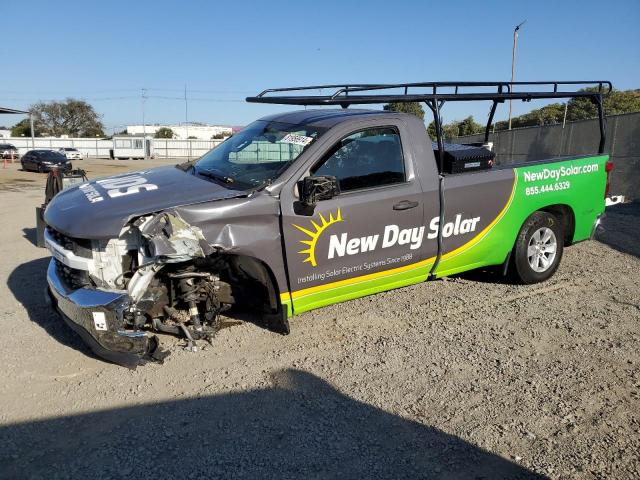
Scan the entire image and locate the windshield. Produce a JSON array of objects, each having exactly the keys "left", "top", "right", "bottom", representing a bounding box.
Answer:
[
  {"left": 194, "top": 120, "right": 326, "bottom": 189},
  {"left": 41, "top": 151, "right": 68, "bottom": 161}
]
